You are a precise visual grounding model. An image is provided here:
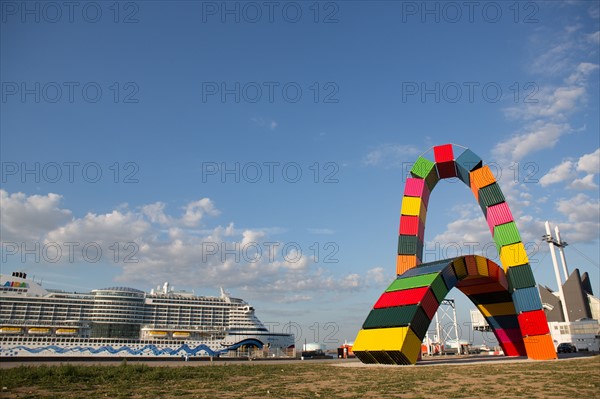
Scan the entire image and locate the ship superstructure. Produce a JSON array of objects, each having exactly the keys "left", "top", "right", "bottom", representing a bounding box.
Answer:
[{"left": 0, "top": 272, "right": 294, "bottom": 358}]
